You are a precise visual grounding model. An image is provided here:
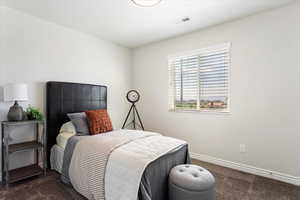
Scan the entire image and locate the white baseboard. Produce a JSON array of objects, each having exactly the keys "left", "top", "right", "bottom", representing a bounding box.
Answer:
[{"left": 190, "top": 152, "right": 300, "bottom": 186}]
